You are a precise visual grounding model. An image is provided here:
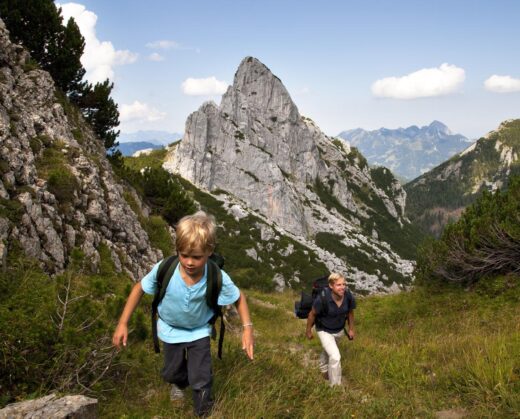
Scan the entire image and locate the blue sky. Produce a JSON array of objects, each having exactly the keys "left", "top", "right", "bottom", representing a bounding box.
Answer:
[{"left": 57, "top": 0, "right": 520, "bottom": 139}]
